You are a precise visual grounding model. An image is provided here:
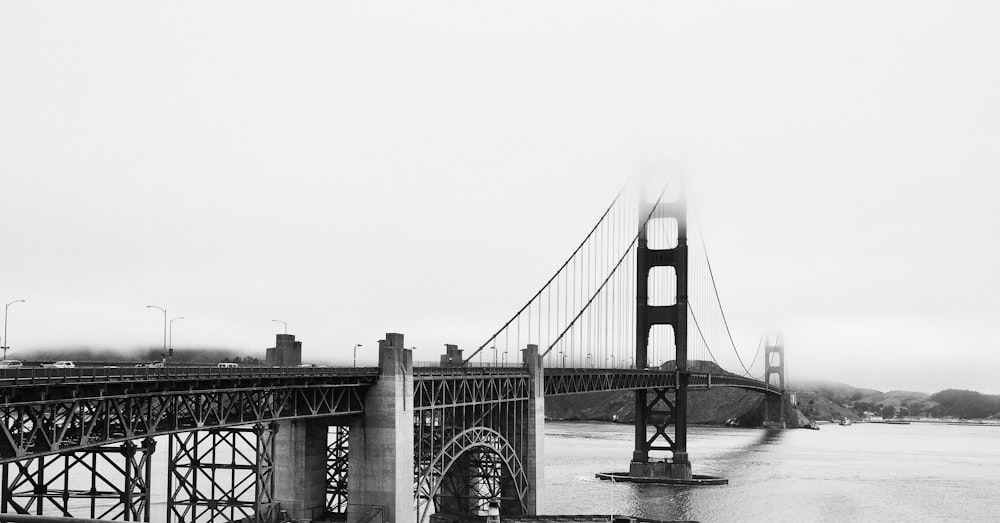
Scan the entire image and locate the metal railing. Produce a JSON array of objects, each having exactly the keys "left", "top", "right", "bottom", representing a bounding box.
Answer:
[{"left": 0, "top": 365, "right": 379, "bottom": 388}]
